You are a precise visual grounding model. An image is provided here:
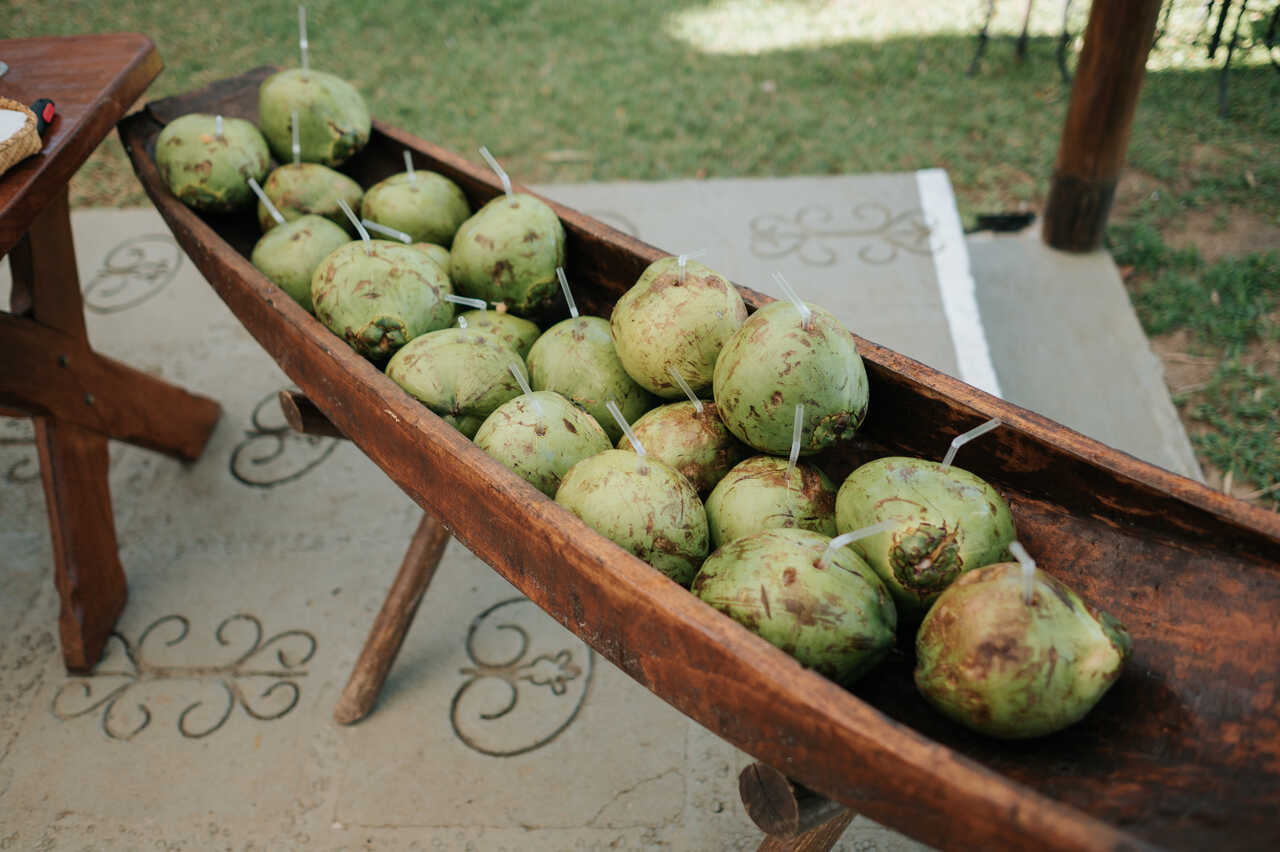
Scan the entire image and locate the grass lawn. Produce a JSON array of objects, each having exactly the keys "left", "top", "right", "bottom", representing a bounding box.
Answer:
[{"left": 10, "top": 0, "right": 1279, "bottom": 506}]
